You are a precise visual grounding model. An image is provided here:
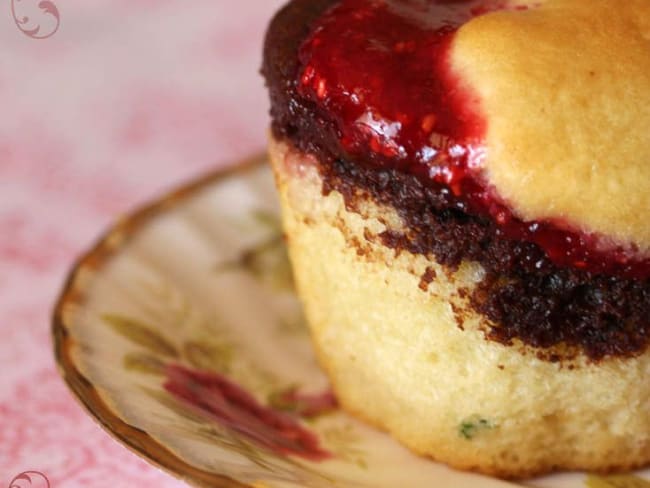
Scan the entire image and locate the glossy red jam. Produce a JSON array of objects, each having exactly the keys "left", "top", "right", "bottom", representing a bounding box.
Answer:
[{"left": 297, "top": 0, "right": 650, "bottom": 279}]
